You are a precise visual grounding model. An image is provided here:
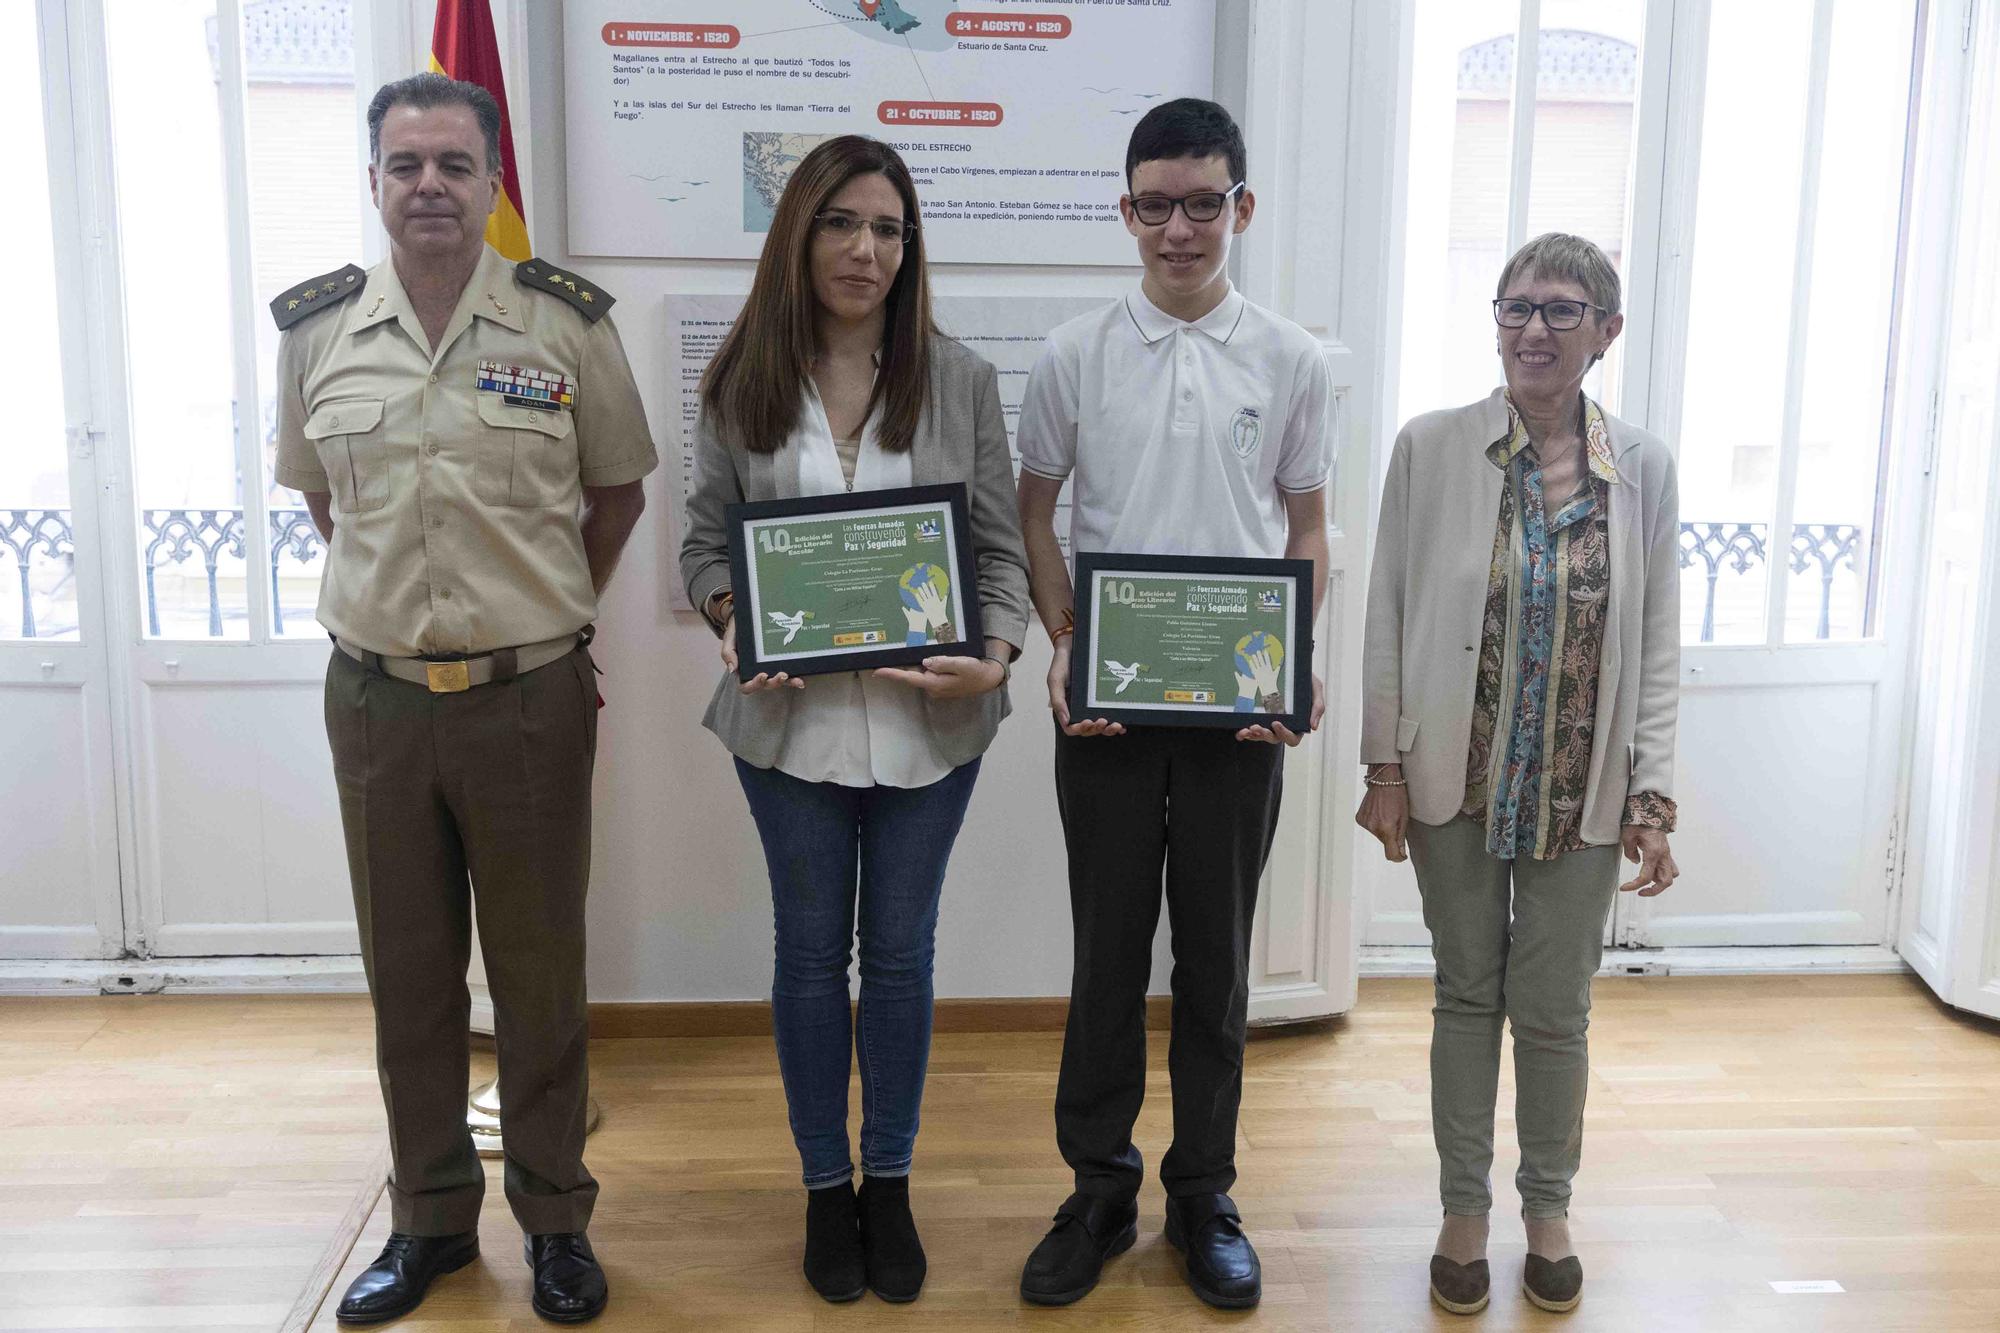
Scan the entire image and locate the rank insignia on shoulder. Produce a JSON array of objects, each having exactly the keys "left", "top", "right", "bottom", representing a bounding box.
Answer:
[
  {"left": 477, "top": 359, "right": 576, "bottom": 410},
  {"left": 270, "top": 264, "right": 367, "bottom": 331},
  {"left": 515, "top": 259, "right": 615, "bottom": 323}
]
